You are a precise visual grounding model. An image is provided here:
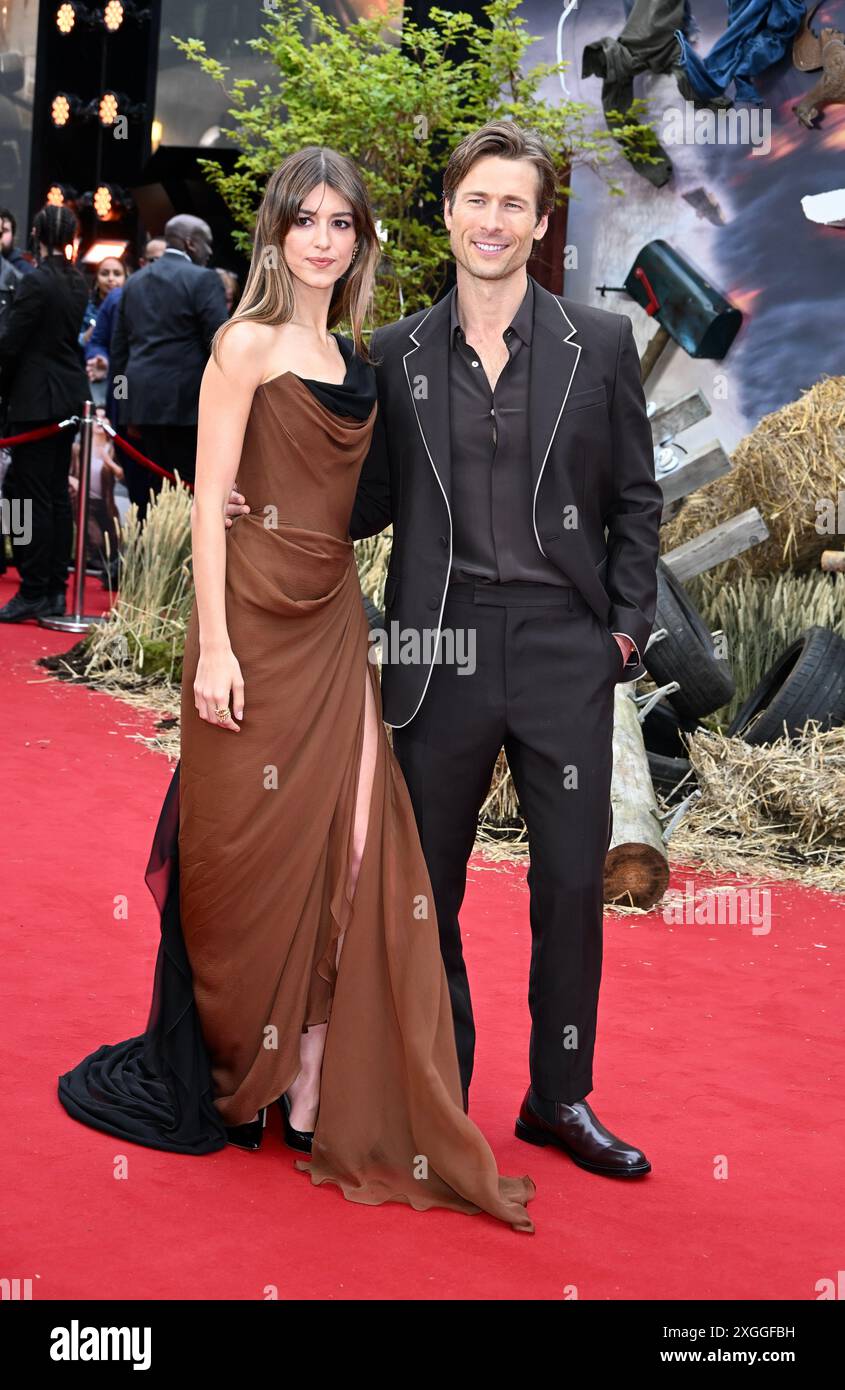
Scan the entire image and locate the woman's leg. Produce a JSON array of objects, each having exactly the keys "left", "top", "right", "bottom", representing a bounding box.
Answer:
[{"left": 287, "top": 667, "right": 379, "bottom": 1130}]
